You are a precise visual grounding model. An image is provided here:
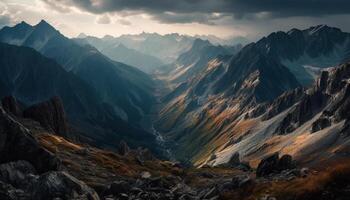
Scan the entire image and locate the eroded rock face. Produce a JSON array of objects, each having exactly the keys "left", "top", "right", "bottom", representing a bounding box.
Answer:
[
  {"left": 1, "top": 96, "right": 22, "bottom": 117},
  {"left": 311, "top": 116, "right": 332, "bottom": 133},
  {"left": 0, "top": 107, "right": 60, "bottom": 173},
  {"left": 262, "top": 87, "right": 305, "bottom": 121},
  {"left": 275, "top": 89, "right": 329, "bottom": 135},
  {"left": 23, "top": 96, "right": 68, "bottom": 137}
]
